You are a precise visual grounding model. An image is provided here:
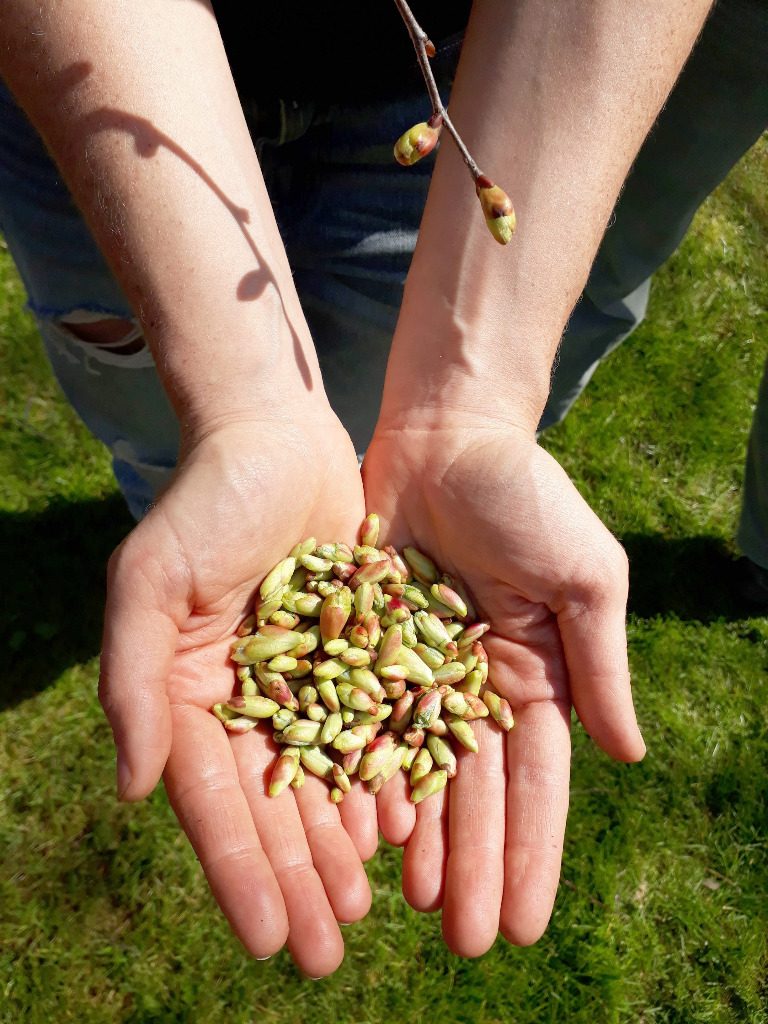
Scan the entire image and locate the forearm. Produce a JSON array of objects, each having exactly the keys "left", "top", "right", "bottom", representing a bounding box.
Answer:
[
  {"left": 0, "top": 1, "right": 323, "bottom": 436},
  {"left": 382, "top": 0, "right": 713, "bottom": 431}
]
